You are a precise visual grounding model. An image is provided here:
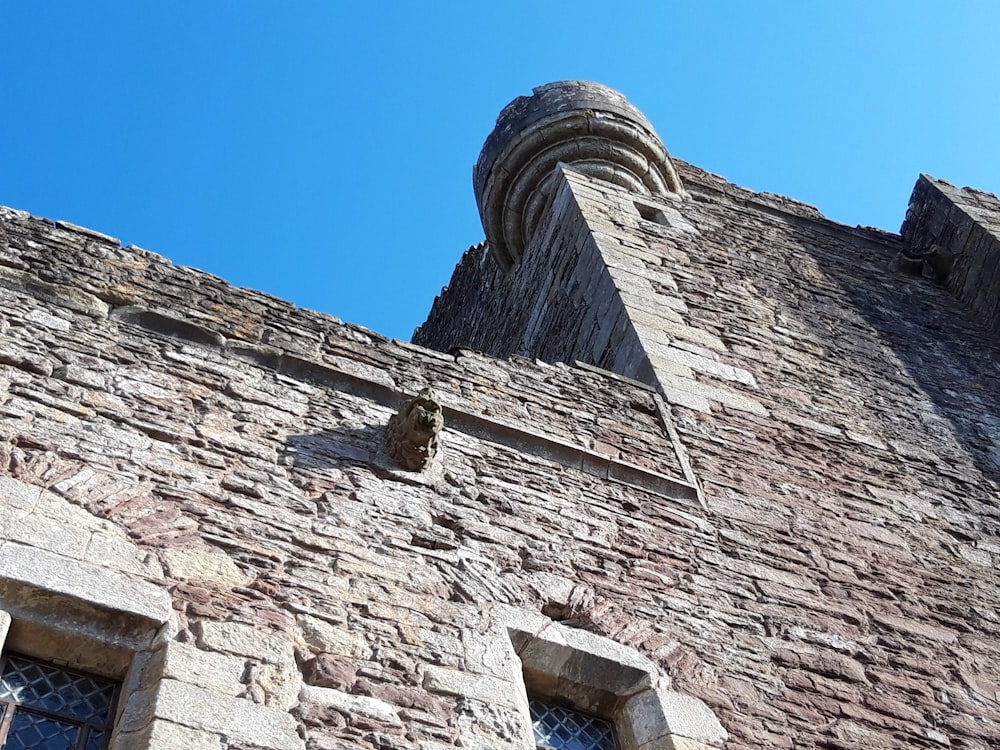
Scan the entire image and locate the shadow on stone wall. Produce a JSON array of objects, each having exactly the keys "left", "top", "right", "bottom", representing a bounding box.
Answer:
[
  {"left": 790, "top": 219, "right": 1000, "bottom": 515},
  {"left": 284, "top": 425, "right": 384, "bottom": 470}
]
